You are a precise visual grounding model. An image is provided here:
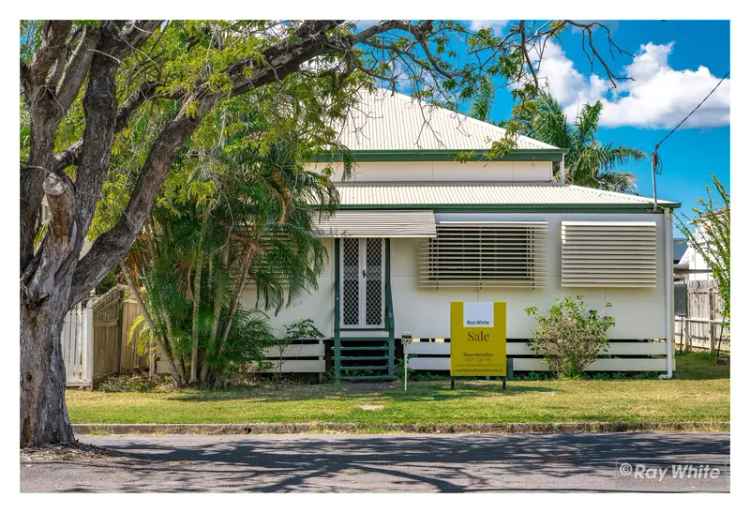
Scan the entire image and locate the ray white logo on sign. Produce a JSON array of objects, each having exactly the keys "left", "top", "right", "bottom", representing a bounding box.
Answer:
[{"left": 463, "top": 302, "right": 494, "bottom": 328}]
